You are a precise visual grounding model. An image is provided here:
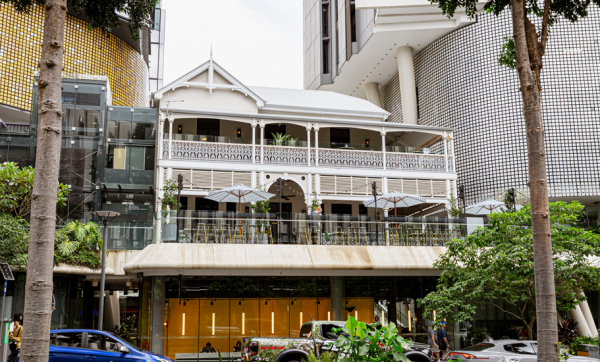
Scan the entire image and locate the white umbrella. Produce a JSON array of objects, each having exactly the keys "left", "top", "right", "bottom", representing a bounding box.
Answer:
[
  {"left": 363, "top": 191, "right": 426, "bottom": 217},
  {"left": 206, "top": 184, "right": 275, "bottom": 213},
  {"left": 465, "top": 199, "right": 506, "bottom": 215}
]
